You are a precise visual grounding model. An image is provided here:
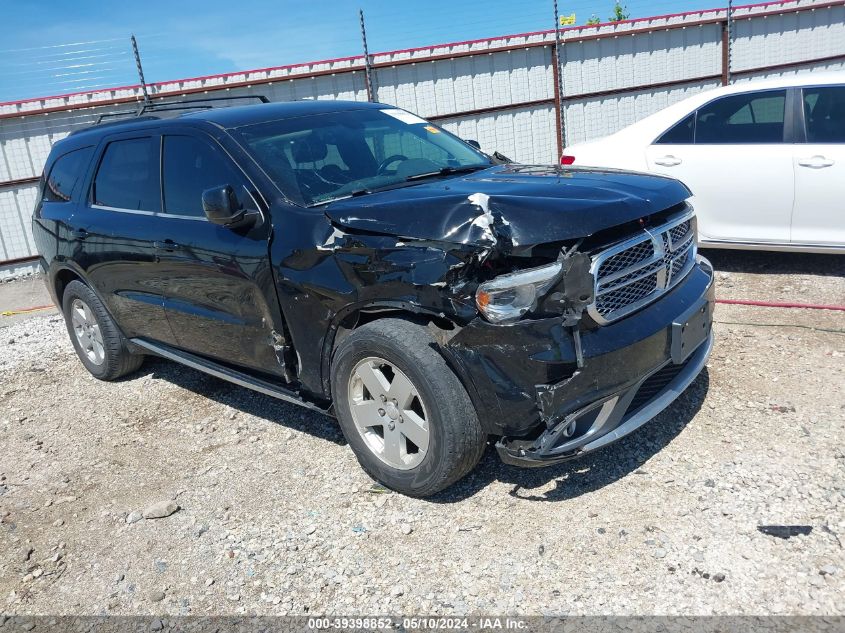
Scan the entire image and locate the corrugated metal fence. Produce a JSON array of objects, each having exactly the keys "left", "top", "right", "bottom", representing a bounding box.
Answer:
[{"left": 1, "top": 0, "right": 843, "bottom": 273}]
